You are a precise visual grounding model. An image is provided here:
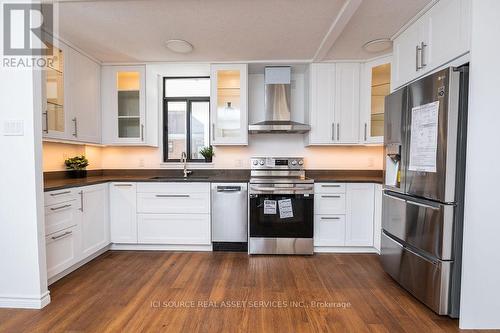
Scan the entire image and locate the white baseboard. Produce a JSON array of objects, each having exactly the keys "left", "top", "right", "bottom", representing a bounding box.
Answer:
[
  {"left": 314, "top": 246, "right": 379, "bottom": 253},
  {"left": 110, "top": 243, "right": 213, "bottom": 252},
  {"left": 48, "top": 245, "right": 111, "bottom": 286},
  {"left": 0, "top": 291, "right": 51, "bottom": 309}
]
